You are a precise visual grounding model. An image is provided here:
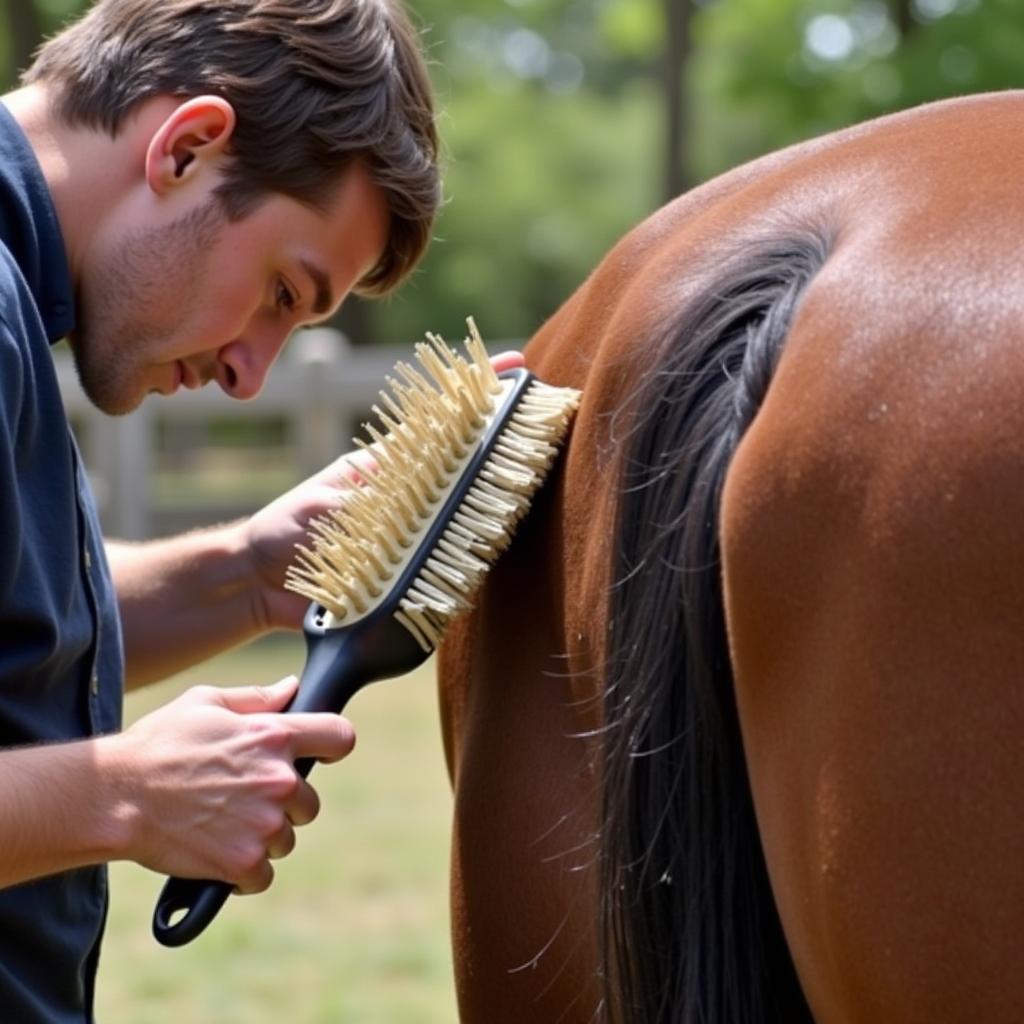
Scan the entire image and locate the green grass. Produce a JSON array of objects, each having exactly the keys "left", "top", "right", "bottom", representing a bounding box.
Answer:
[{"left": 95, "top": 635, "right": 458, "bottom": 1023}]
